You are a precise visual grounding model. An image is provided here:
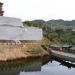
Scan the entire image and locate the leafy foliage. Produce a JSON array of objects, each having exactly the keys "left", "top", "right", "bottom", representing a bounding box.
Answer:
[{"left": 23, "top": 19, "right": 75, "bottom": 45}]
